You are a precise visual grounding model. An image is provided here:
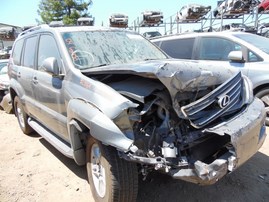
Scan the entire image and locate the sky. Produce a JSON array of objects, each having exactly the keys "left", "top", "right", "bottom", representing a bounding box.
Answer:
[
  {"left": 0, "top": 0, "right": 252, "bottom": 34},
  {"left": 1, "top": 0, "right": 217, "bottom": 25}
]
